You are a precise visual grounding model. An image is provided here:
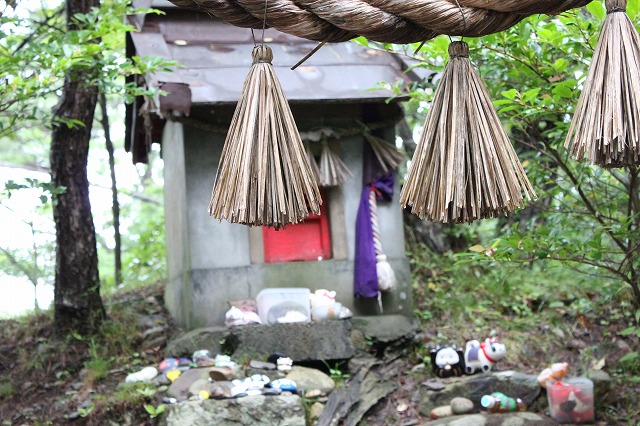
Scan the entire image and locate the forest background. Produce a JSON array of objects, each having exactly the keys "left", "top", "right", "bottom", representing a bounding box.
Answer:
[{"left": 0, "top": 0, "right": 639, "bottom": 422}]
